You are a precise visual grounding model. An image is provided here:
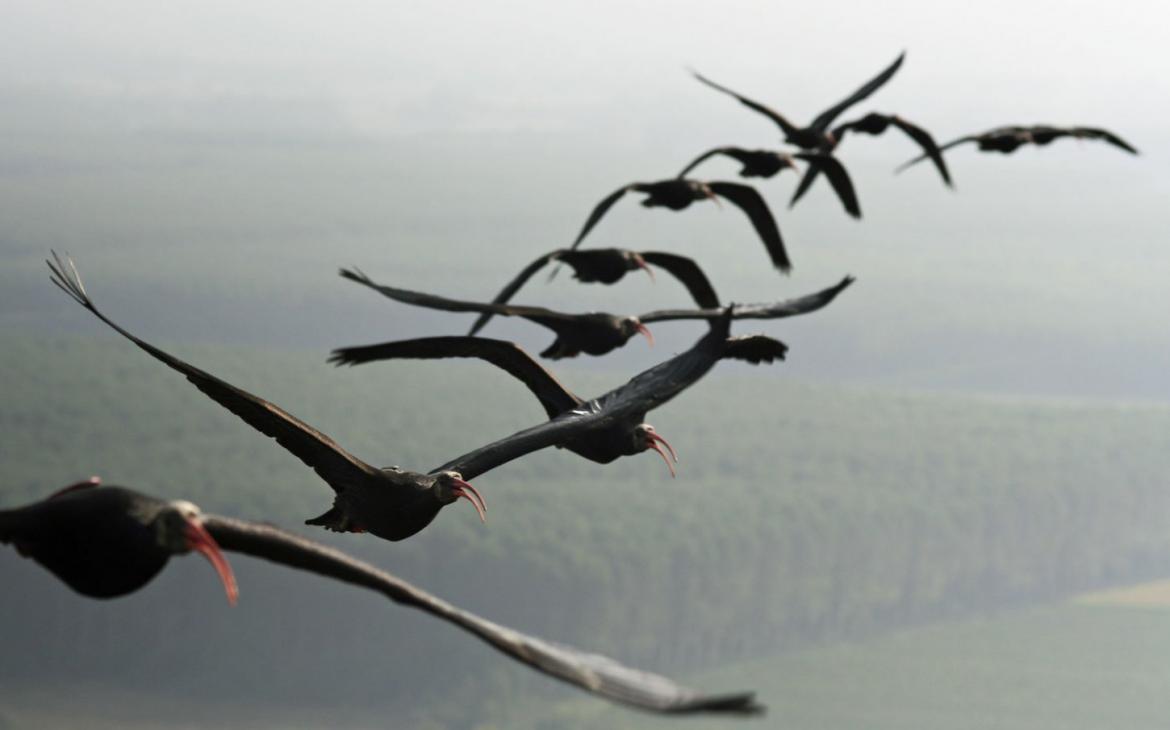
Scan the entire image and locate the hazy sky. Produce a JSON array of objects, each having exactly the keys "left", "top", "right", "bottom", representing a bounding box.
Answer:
[{"left": 1, "top": 0, "right": 1167, "bottom": 399}]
